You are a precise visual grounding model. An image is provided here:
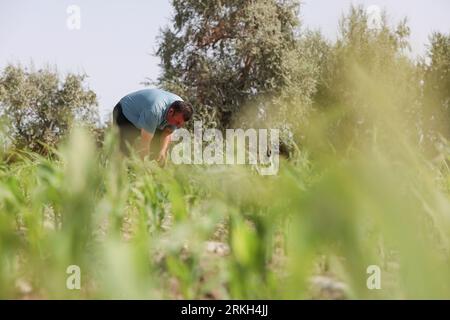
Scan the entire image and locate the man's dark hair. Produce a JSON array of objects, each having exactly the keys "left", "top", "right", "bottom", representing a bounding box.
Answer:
[{"left": 170, "top": 100, "right": 194, "bottom": 121}]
